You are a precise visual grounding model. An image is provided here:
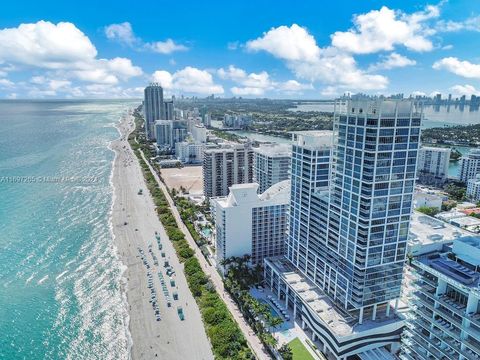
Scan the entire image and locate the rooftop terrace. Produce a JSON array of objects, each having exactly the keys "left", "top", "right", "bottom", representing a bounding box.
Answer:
[{"left": 266, "top": 257, "right": 402, "bottom": 338}]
